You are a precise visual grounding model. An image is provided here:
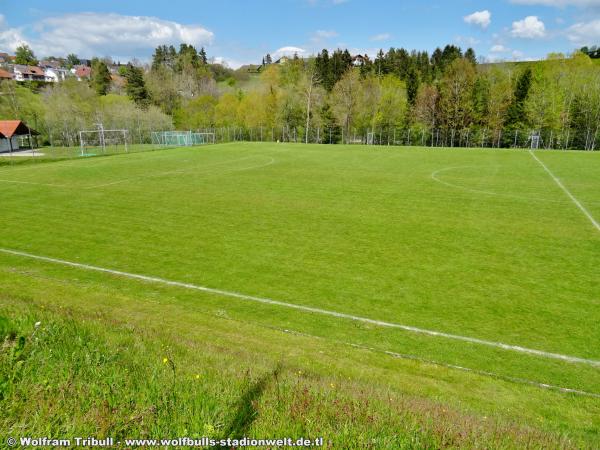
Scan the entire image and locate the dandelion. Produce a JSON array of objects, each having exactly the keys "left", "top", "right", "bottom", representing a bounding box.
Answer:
[
  {"left": 163, "top": 357, "right": 168, "bottom": 364},
  {"left": 195, "top": 374, "right": 200, "bottom": 380}
]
